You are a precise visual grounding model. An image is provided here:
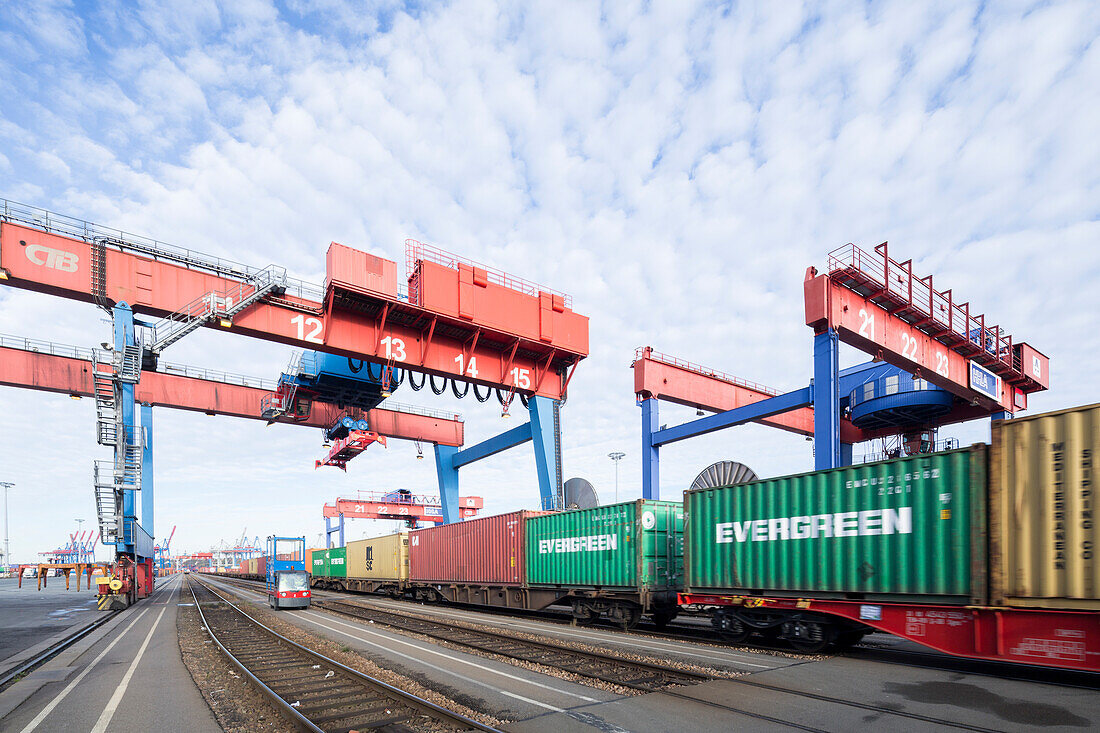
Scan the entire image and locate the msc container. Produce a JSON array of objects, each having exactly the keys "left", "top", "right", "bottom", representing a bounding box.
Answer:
[
  {"left": 347, "top": 532, "right": 408, "bottom": 580},
  {"left": 409, "top": 510, "right": 548, "bottom": 585},
  {"left": 990, "top": 403, "right": 1100, "bottom": 610},
  {"left": 684, "top": 447, "right": 987, "bottom": 605},
  {"left": 326, "top": 547, "right": 347, "bottom": 578},
  {"left": 525, "top": 500, "right": 684, "bottom": 590}
]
